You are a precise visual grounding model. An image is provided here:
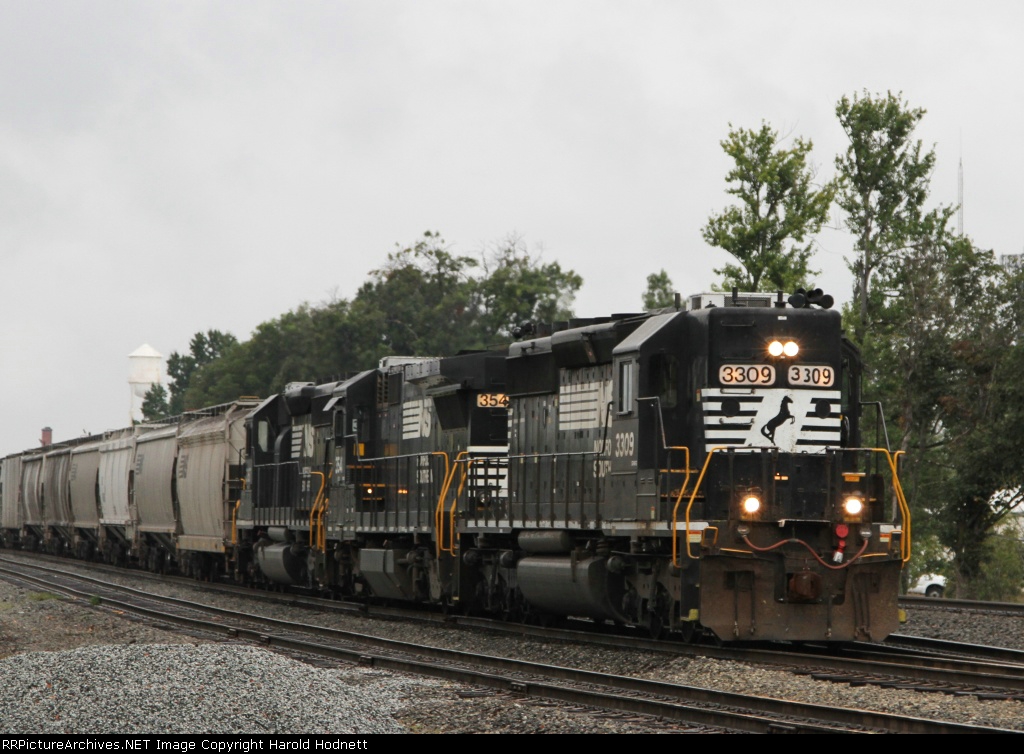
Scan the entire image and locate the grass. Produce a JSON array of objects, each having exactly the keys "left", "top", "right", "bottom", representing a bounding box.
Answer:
[{"left": 26, "top": 592, "right": 60, "bottom": 602}]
